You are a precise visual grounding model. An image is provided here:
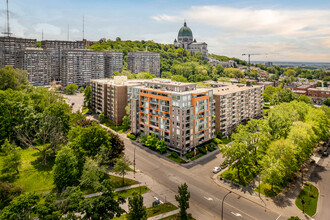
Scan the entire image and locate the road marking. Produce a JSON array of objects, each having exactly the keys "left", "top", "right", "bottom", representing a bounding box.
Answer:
[
  {"left": 204, "top": 196, "right": 213, "bottom": 201},
  {"left": 231, "top": 212, "right": 242, "bottom": 217},
  {"left": 276, "top": 214, "right": 282, "bottom": 220}
]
